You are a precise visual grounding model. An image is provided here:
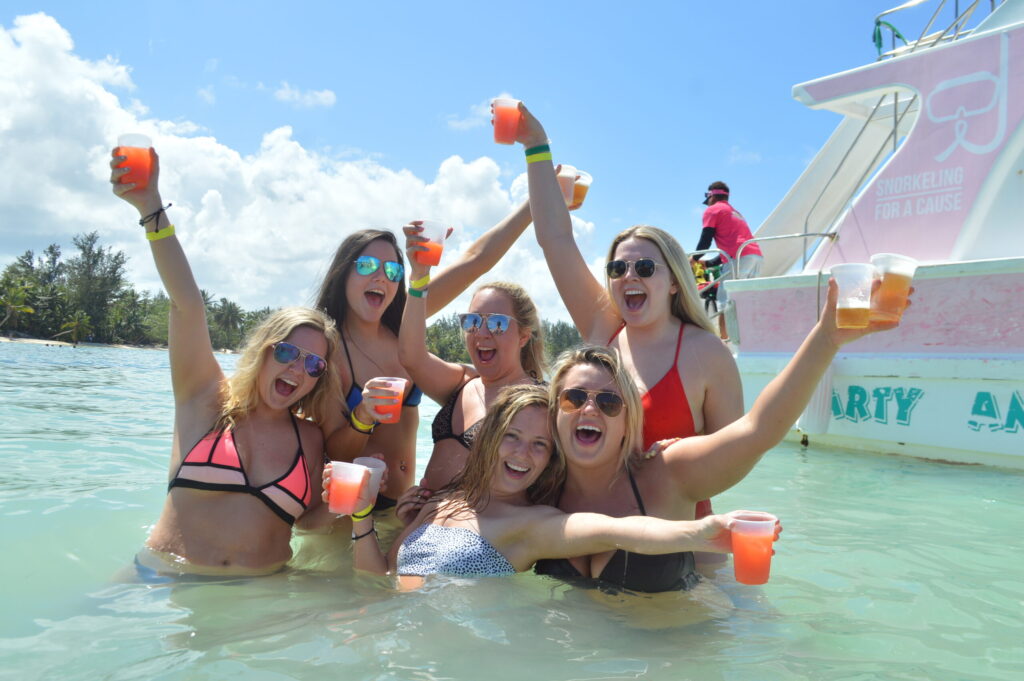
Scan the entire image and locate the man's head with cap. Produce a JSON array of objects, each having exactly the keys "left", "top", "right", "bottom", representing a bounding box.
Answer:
[{"left": 703, "top": 181, "right": 730, "bottom": 206}]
